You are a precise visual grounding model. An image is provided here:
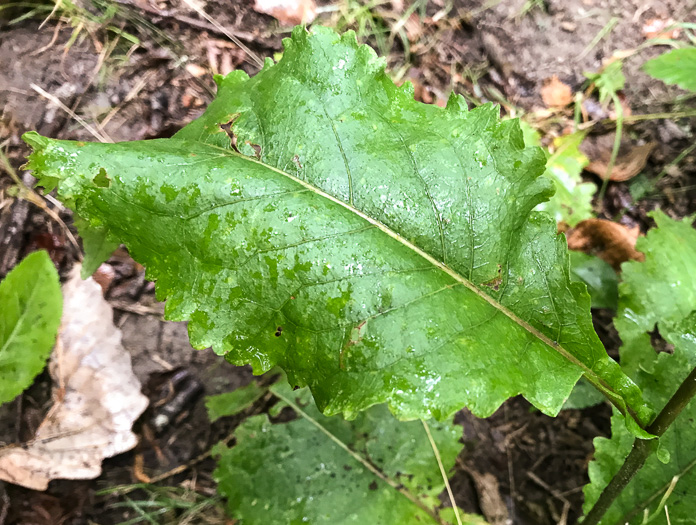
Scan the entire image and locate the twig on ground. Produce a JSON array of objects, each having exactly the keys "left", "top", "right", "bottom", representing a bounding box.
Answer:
[{"left": 30, "top": 83, "right": 114, "bottom": 143}]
